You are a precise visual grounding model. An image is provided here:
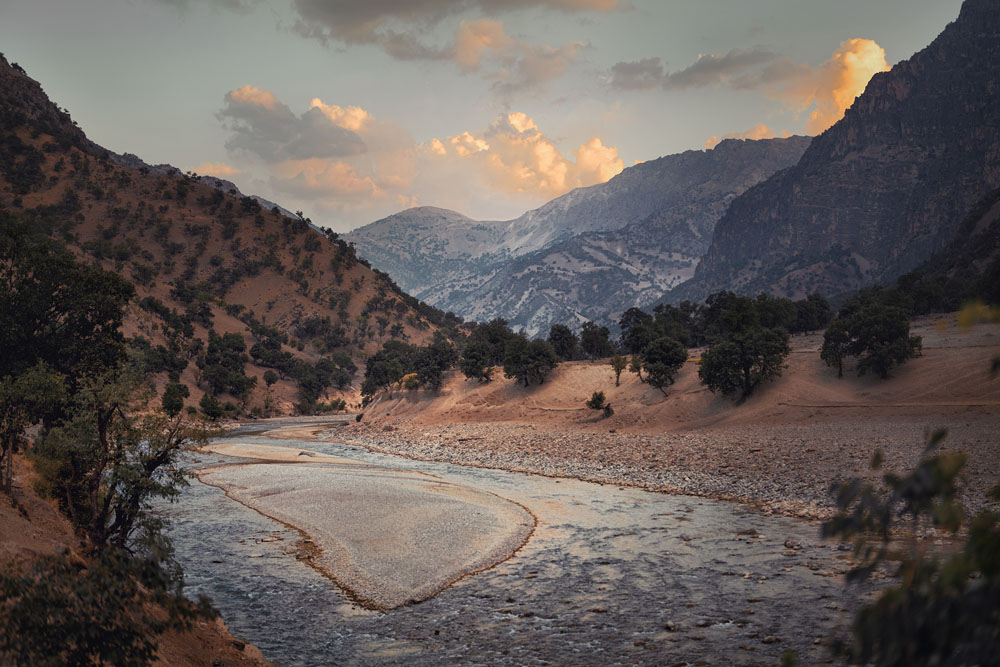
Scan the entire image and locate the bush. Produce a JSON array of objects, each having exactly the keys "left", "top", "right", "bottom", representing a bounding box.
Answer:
[
  {"left": 586, "top": 391, "right": 606, "bottom": 410},
  {"left": 823, "top": 429, "right": 1000, "bottom": 665}
]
